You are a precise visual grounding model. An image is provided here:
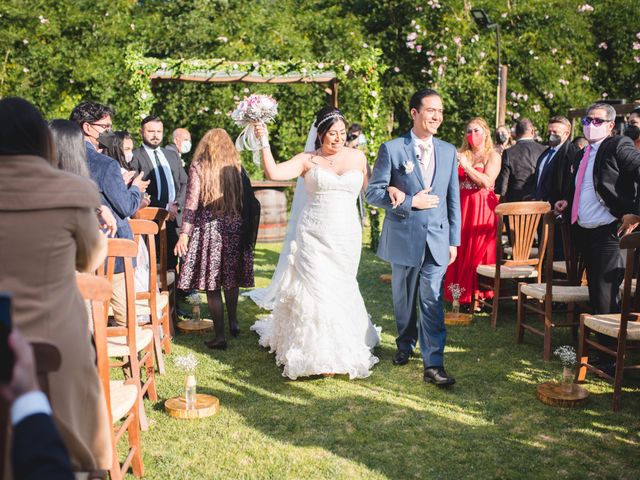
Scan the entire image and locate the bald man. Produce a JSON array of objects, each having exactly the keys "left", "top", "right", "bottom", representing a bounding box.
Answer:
[{"left": 166, "top": 128, "right": 192, "bottom": 166}]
